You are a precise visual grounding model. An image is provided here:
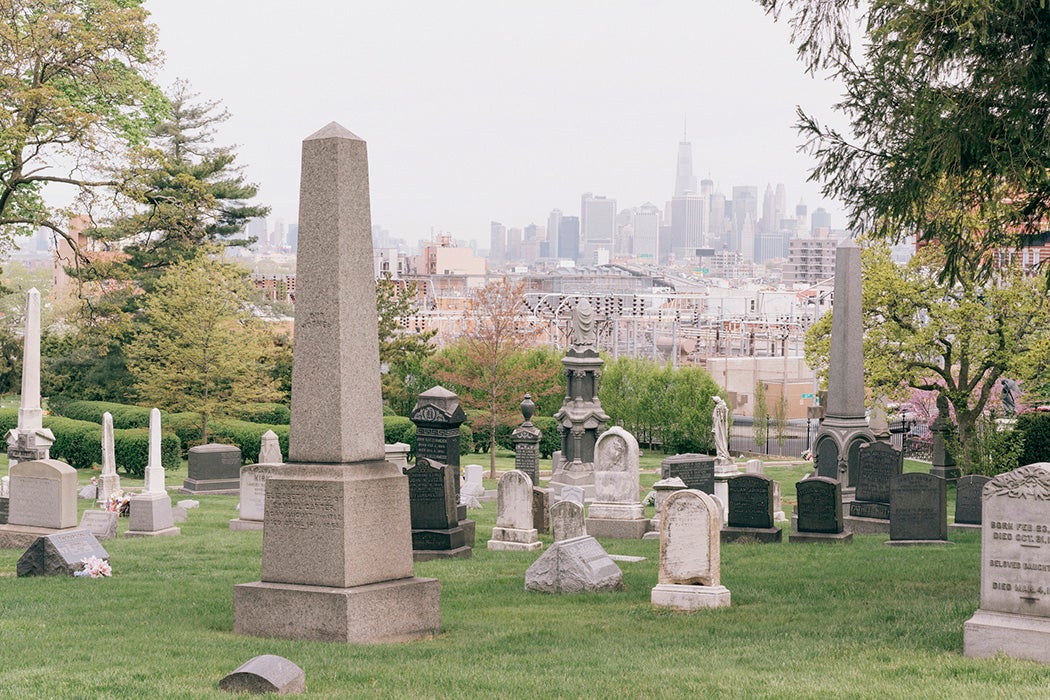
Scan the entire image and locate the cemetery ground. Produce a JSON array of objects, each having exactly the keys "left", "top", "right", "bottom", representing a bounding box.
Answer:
[{"left": 2, "top": 454, "right": 1049, "bottom": 698}]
